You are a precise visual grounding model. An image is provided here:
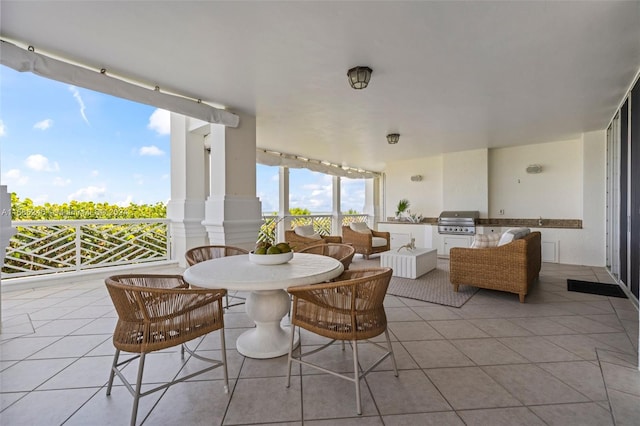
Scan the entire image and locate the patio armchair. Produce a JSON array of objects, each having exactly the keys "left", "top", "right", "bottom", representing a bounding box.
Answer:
[
  {"left": 105, "top": 274, "right": 228, "bottom": 426},
  {"left": 298, "top": 242, "right": 356, "bottom": 270},
  {"left": 341, "top": 223, "right": 390, "bottom": 259},
  {"left": 286, "top": 267, "right": 398, "bottom": 415},
  {"left": 185, "top": 245, "right": 249, "bottom": 308},
  {"left": 284, "top": 225, "right": 342, "bottom": 251}
]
